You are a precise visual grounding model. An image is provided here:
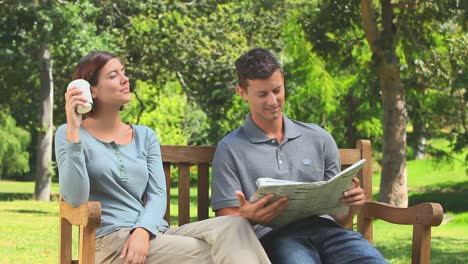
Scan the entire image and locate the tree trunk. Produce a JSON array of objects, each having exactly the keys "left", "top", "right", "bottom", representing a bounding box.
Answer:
[
  {"left": 378, "top": 63, "right": 408, "bottom": 206},
  {"left": 34, "top": 0, "right": 53, "bottom": 201},
  {"left": 361, "top": 0, "right": 408, "bottom": 206}
]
